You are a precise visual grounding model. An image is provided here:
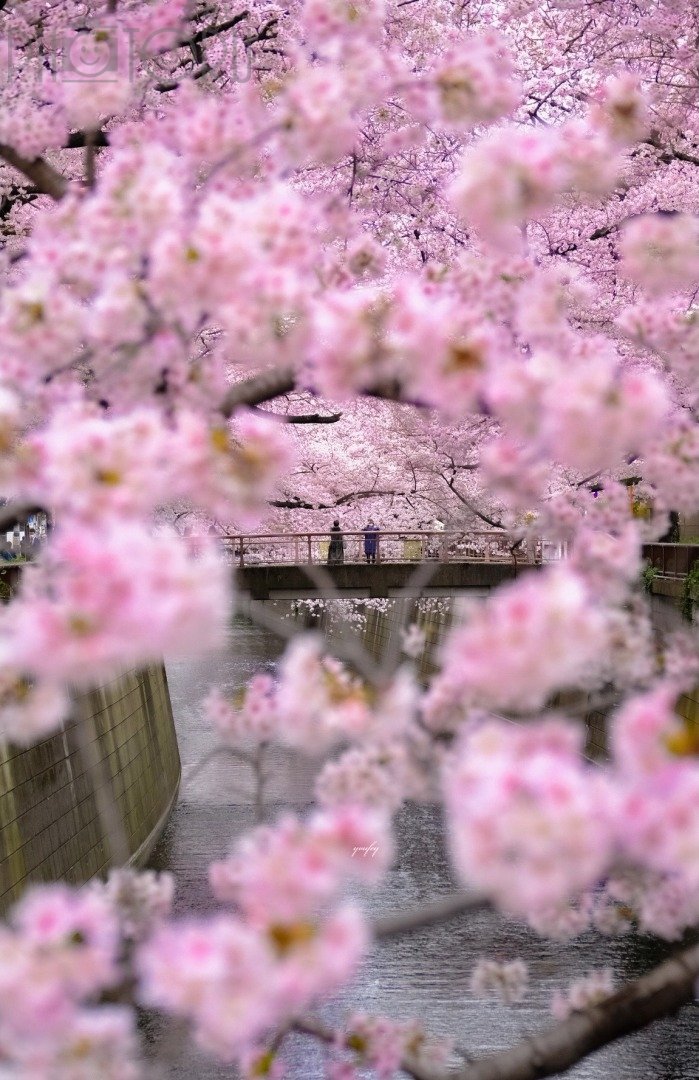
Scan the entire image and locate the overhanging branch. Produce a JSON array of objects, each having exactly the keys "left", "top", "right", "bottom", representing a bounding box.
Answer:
[
  {"left": 455, "top": 941, "right": 699, "bottom": 1080},
  {"left": 443, "top": 475, "right": 504, "bottom": 530},
  {"left": 222, "top": 367, "right": 296, "bottom": 415},
  {"left": 283, "top": 412, "right": 342, "bottom": 424},
  {"left": 0, "top": 144, "right": 68, "bottom": 200},
  {"left": 0, "top": 501, "right": 47, "bottom": 532},
  {"left": 251, "top": 405, "right": 342, "bottom": 424},
  {"left": 270, "top": 489, "right": 406, "bottom": 511},
  {"left": 221, "top": 366, "right": 429, "bottom": 418},
  {"left": 374, "top": 891, "right": 489, "bottom": 938}
]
